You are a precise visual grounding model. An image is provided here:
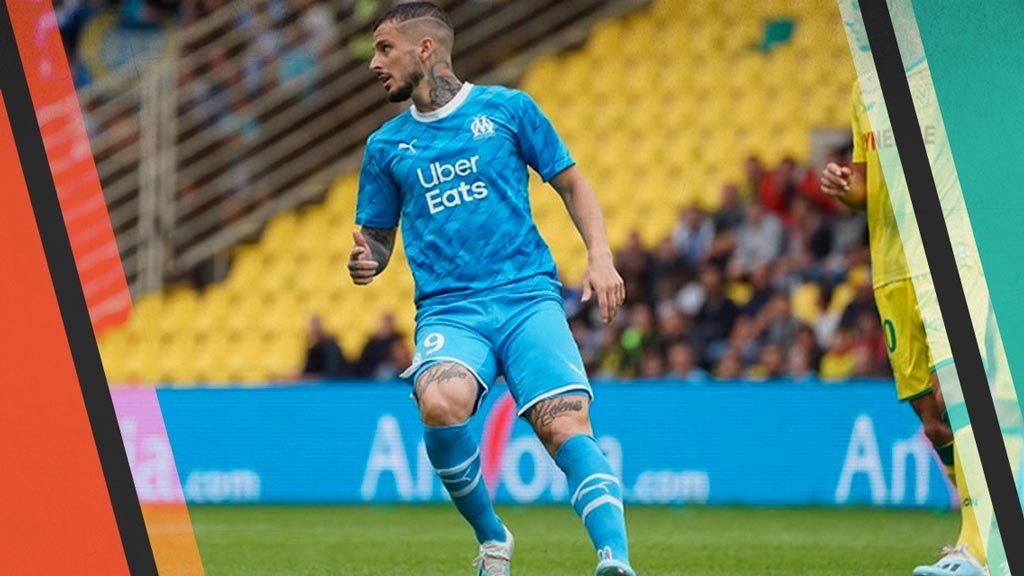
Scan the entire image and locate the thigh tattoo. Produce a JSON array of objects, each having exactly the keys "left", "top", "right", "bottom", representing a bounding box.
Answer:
[
  {"left": 415, "top": 363, "right": 473, "bottom": 399},
  {"left": 527, "top": 395, "right": 585, "bottom": 429}
]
